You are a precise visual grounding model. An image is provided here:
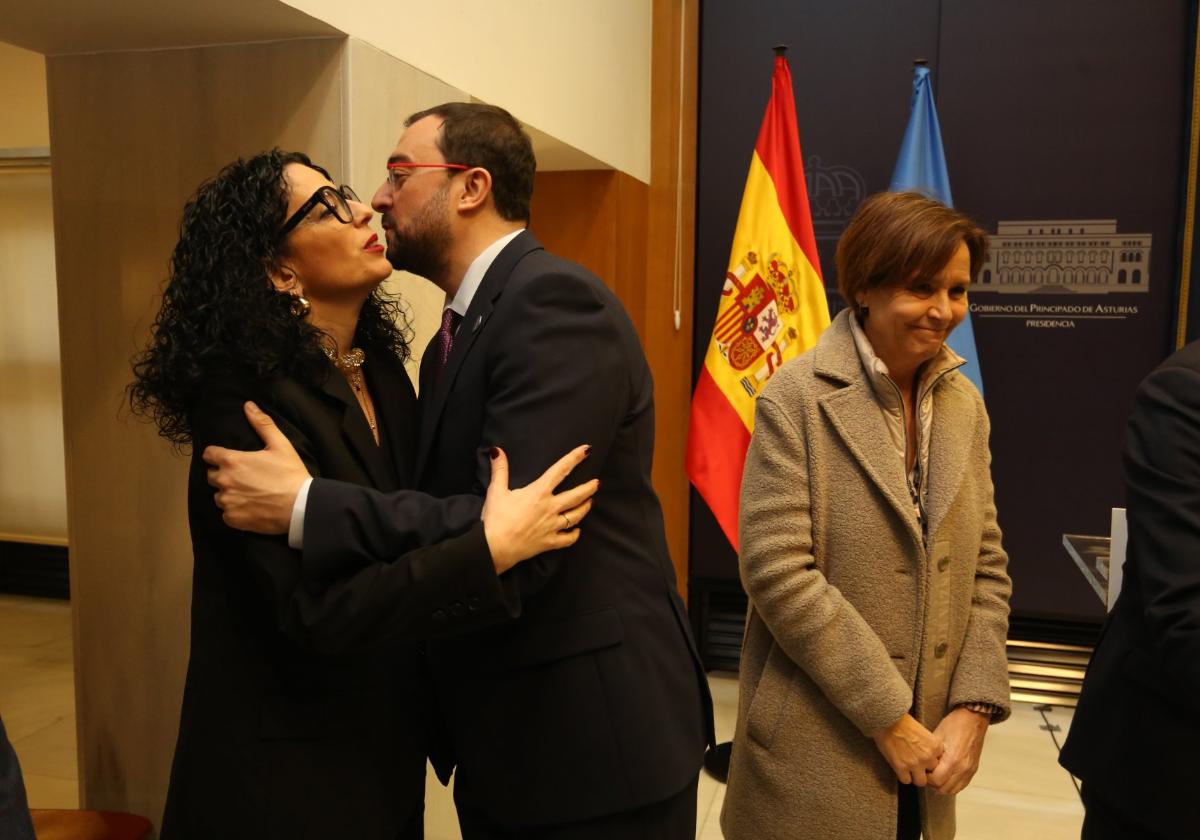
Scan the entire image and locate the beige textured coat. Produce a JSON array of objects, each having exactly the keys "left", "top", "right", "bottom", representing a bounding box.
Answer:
[{"left": 721, "top": 310, "right": 1011, "bottom": 840}]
